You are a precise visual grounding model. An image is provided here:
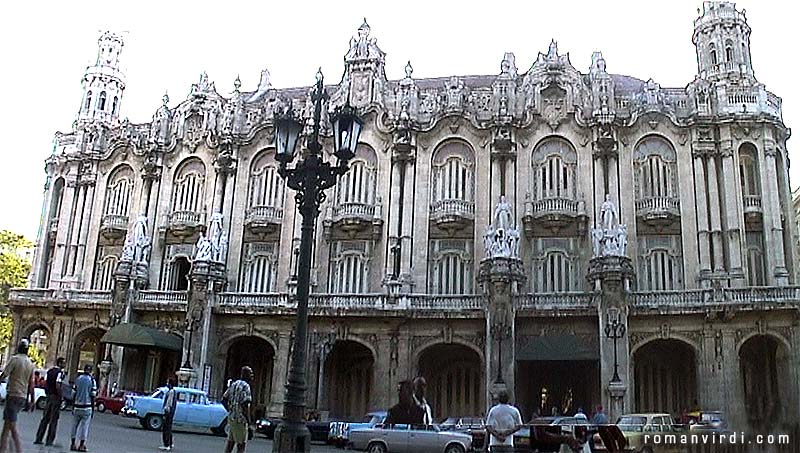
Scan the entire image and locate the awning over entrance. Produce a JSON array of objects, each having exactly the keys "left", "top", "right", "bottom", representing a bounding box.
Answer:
[
  {"left": 517, "top": 334, "right": 598, "bottom": 361},
  {"left": 101, "top": 323, "right": 183, "bottom": 352}
]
